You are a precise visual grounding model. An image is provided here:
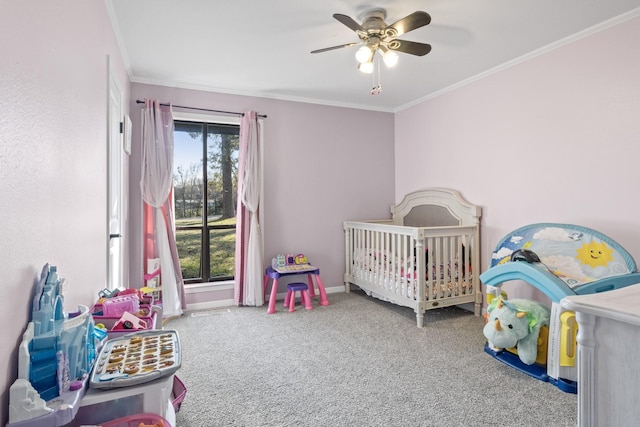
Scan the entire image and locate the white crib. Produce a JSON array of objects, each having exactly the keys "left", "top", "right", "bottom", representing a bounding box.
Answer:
[{"left": 343, "top": 188, "right": 482, "bottom": 327}]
